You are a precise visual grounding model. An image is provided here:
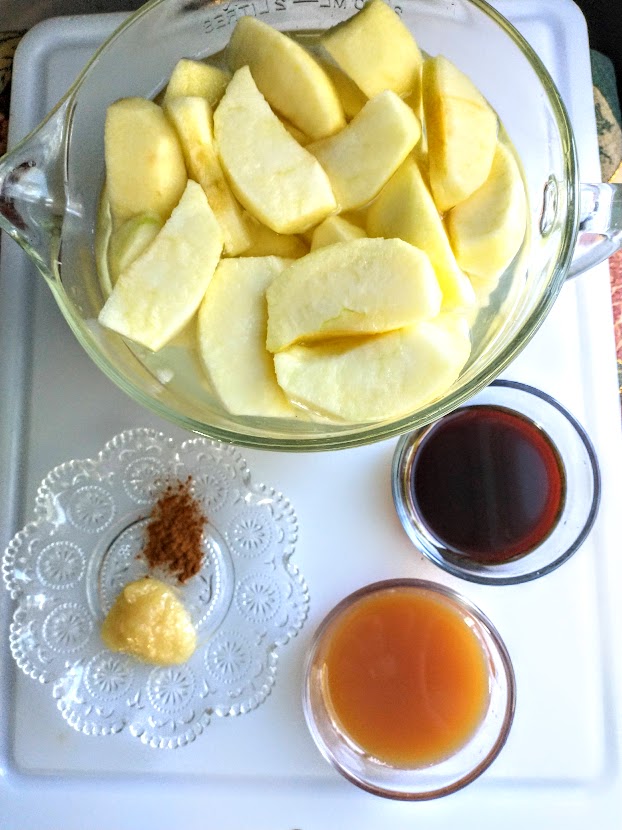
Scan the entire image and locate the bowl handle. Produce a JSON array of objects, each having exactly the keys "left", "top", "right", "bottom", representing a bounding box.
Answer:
[{"left": 568, "top": 182, "right": 622, "bottom": 278}]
